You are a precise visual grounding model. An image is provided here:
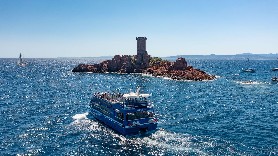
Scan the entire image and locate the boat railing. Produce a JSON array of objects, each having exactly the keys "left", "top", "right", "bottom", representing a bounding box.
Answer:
[
  {"left": 124, "top": 98, "right": 148, "bottom": 106},
  {"left": 93, "top": 92, "right": 124, "bottom": 104},
  {"left": 92, "top": 92, "right": 151, "bottom": 108},
  {"left": 125, "top": 111, "right": 154, "bottom": 121}
]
